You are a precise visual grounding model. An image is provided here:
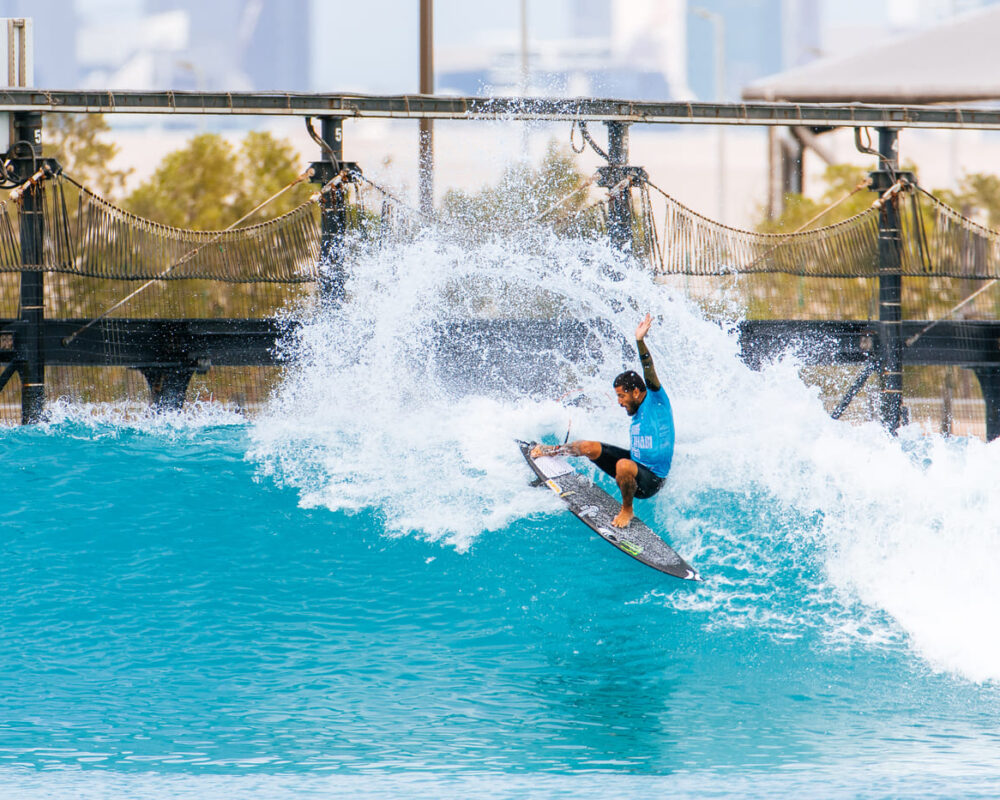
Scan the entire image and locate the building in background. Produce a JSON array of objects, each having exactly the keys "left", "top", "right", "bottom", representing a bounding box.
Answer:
[
  {"left": 686, "top": 0, "right": 1000, "bottom": 102},
  {"left": 783, "top": 0, "right": 822, "bottom": 69},
  {"left": 686, "top": 0, "right": 795, "bottom": 102},
  {"left": 98, "top": 0, "right": 311, "bottom": 91},
  {"left": 1, "top": 0, "right": 999, "bottom": 102},
  {"left": 819, "top": 0, "right": 1000, "bottom": 63},
  {"left": 0, "top": 0, "right": 78, "bottom": 88},
  {"left": 437, "top": 0, "right": 692, "bottom": 100},
  {"left": 0, "top": 0, "right": 310, "bottom": 92}
]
